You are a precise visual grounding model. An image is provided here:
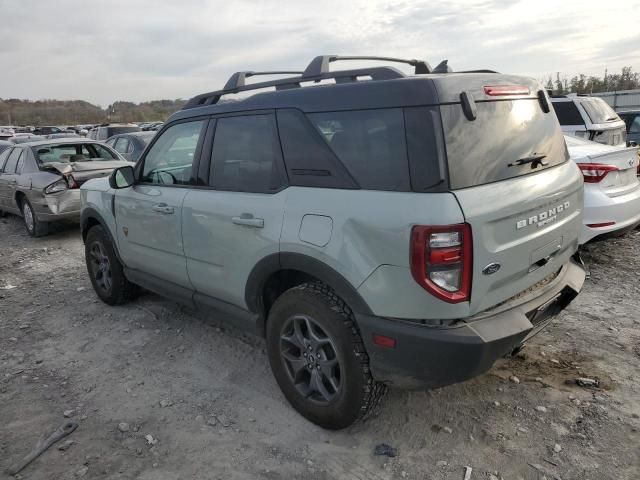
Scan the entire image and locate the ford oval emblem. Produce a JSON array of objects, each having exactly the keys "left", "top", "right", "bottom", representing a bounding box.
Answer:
[{"left": 482, "top": 262, "right": 501, "bottom": 275}]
